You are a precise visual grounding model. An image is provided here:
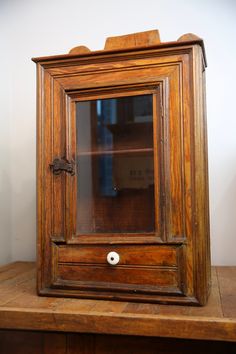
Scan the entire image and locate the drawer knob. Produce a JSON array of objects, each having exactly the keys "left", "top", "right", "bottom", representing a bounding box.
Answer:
[{"left": 107, "top": 251, "right": 120, "bottom": 265}]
